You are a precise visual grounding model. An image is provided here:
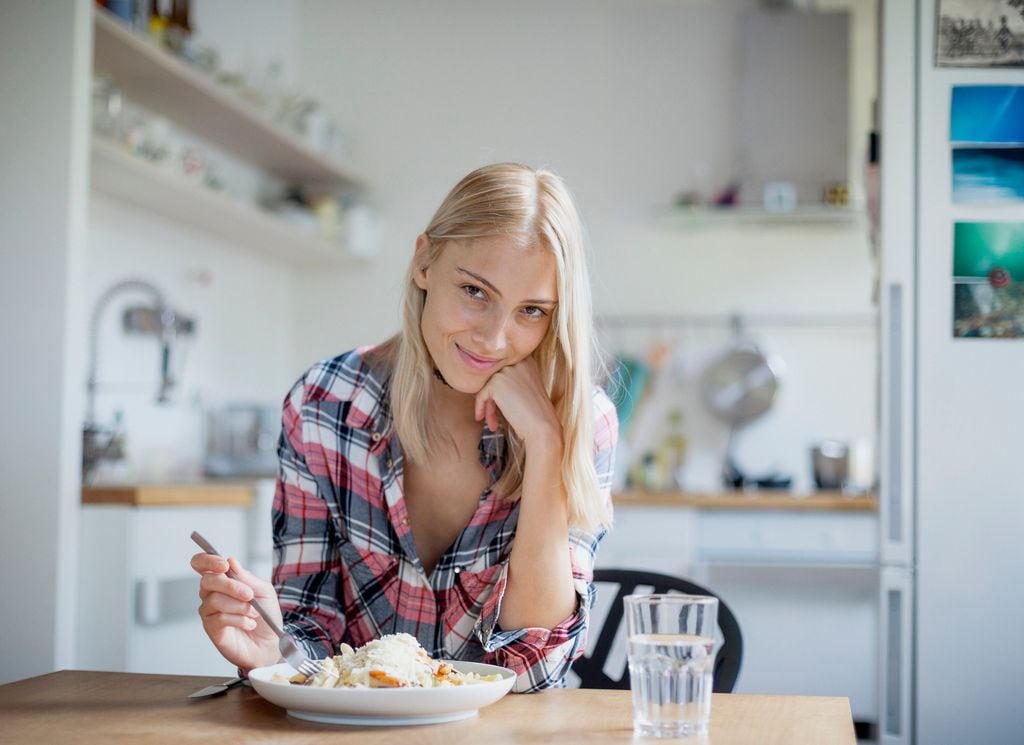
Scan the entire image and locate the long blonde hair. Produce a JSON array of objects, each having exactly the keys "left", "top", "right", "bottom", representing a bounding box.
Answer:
[{"left": 379, "top": 163, "right": 609, "bottom": 529}]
